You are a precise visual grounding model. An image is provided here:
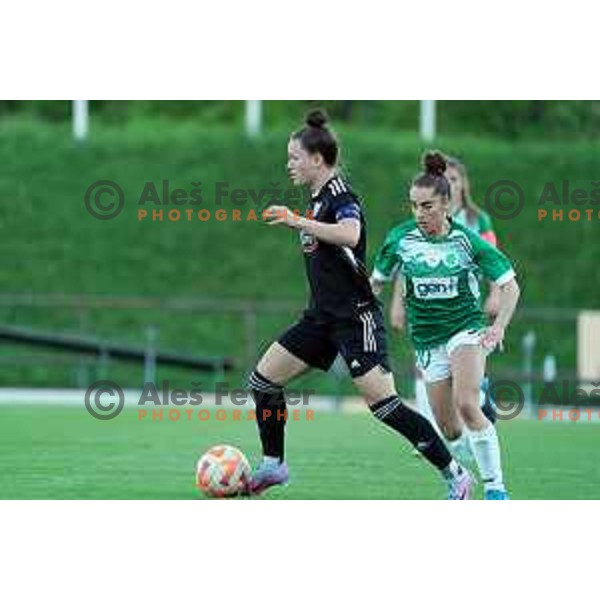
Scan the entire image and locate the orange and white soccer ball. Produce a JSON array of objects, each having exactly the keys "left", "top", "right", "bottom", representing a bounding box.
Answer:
[{"left": 196, "top": 445, "right": 251, "bottom": 498}]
